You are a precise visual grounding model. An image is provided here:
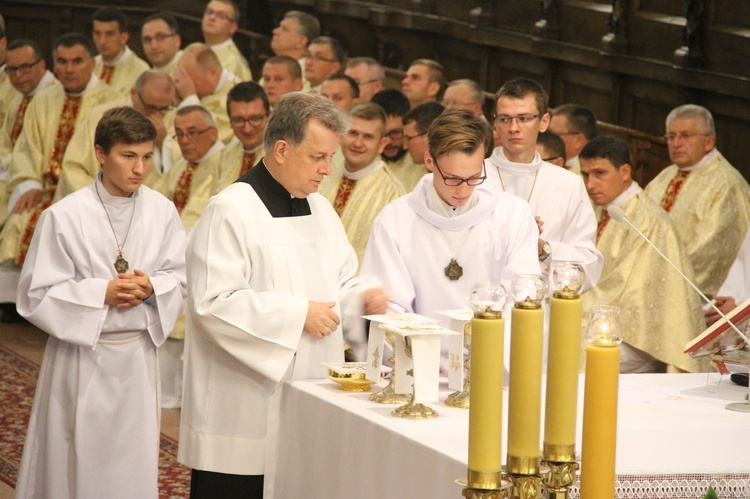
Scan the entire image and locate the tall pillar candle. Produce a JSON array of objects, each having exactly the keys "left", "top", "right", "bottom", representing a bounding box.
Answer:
[
  {"left": 467, "top": 315, "right": 505, "bottom": 489},
  {"left": 507, "top": 305, "right": 544, "bottom": 474},
  {"left": 580, "top": 306, "right": 621, "bottom": 499},
  {"left": 543, "top": 295, "right": 583, "bottom": 461}
]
